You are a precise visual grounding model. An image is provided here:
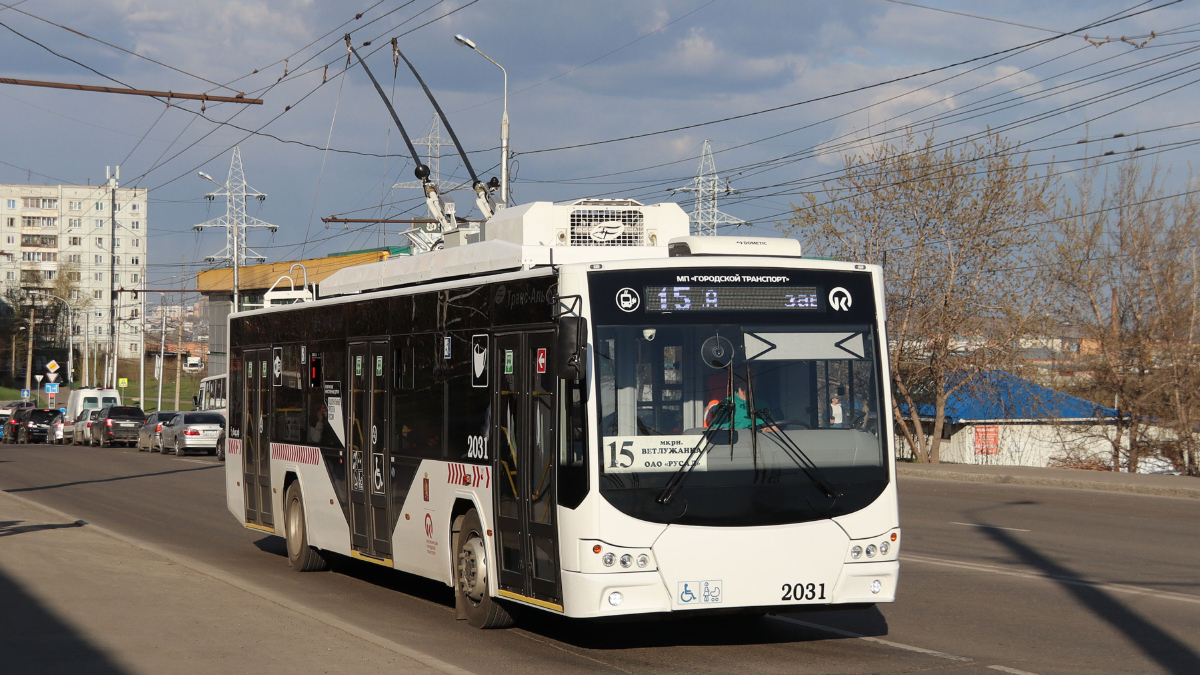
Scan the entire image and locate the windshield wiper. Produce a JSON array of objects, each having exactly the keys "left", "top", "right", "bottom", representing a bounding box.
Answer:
[
  {"left": 656, "top": 401, "right": 733, "bottom": 505},
  {"left": 756, "top": 407, "right": 841, "bottom": 499}
]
